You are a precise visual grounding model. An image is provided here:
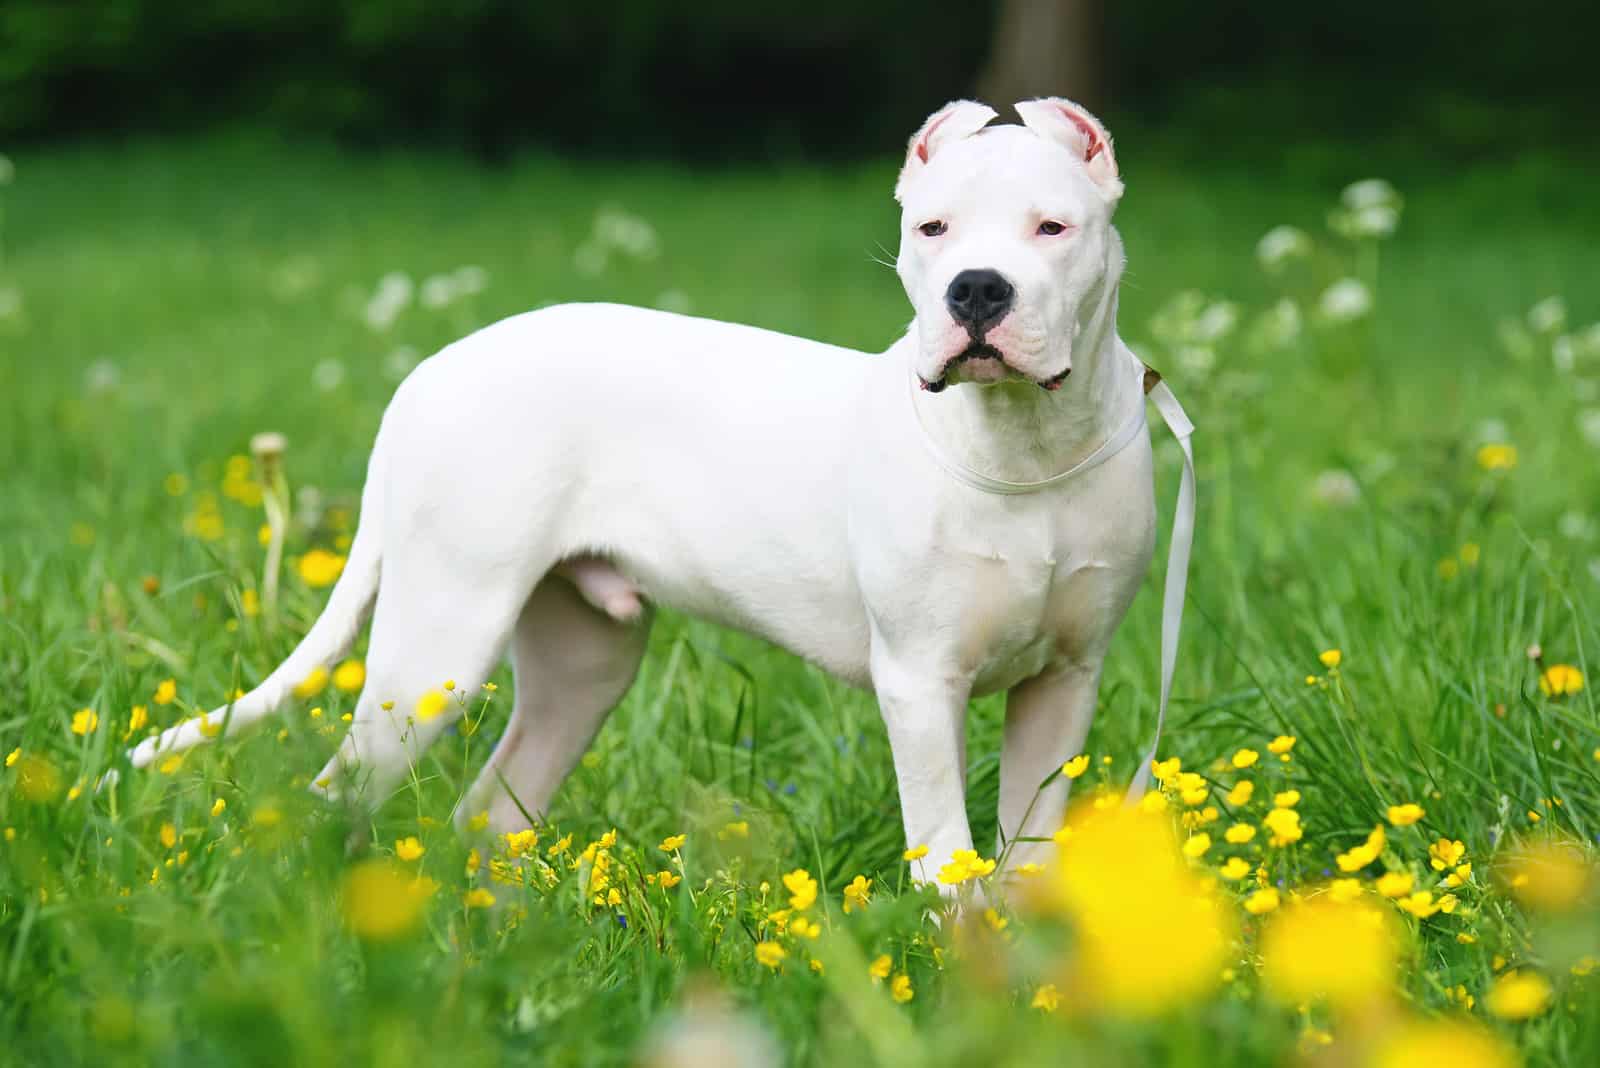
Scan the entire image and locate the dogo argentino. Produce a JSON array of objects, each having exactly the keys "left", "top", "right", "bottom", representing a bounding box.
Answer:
[{"left": 130, "top": 98, "right": 1196, "bottom": 883}]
